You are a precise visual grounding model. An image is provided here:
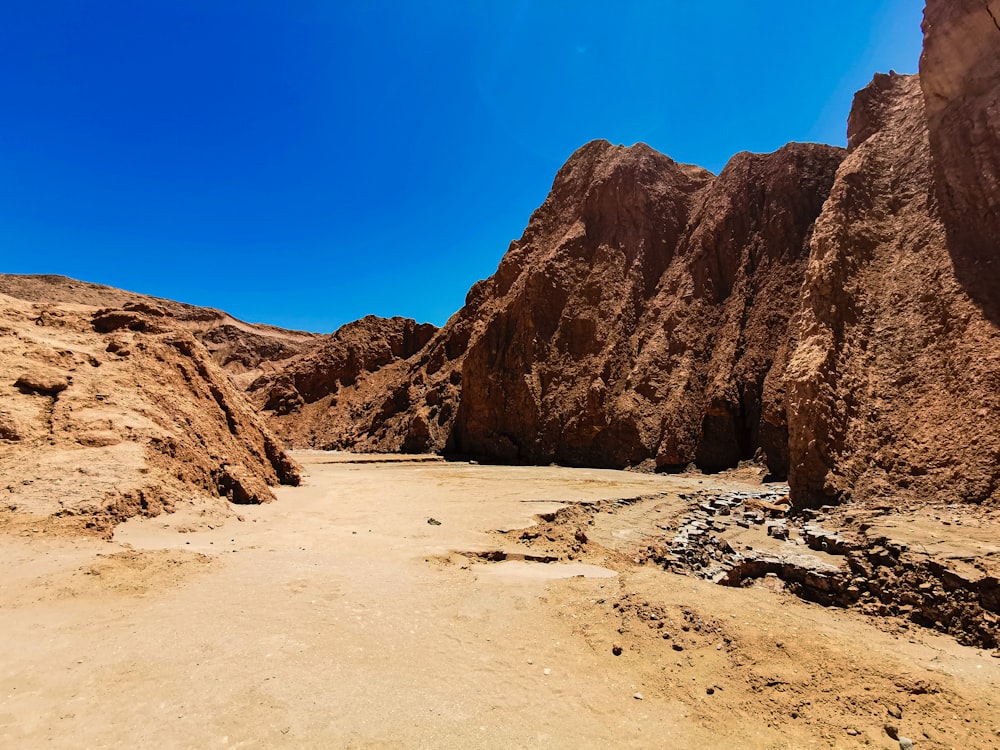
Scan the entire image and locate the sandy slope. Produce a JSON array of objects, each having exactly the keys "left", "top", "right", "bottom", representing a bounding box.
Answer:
[{"left": 0, "top": 454, "right": 996, "bottom": 748}]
